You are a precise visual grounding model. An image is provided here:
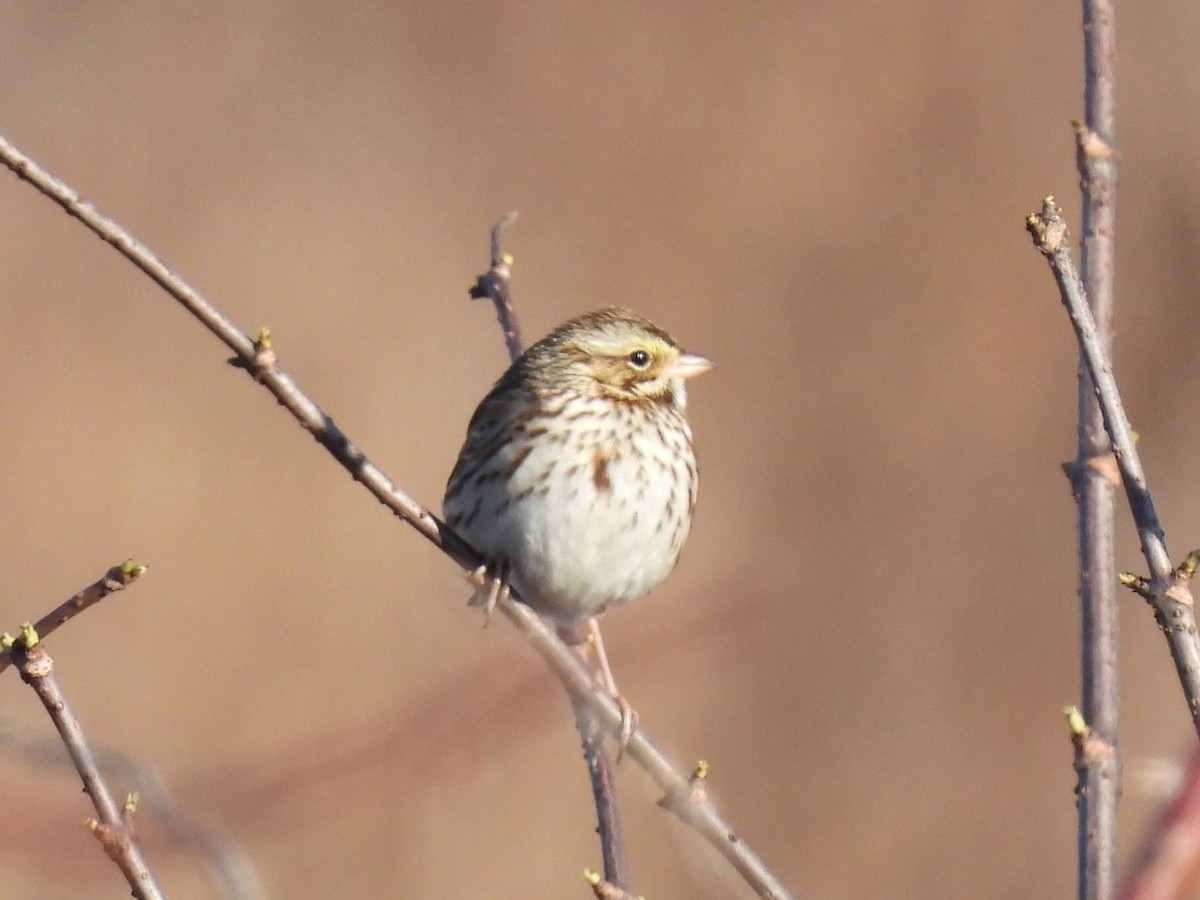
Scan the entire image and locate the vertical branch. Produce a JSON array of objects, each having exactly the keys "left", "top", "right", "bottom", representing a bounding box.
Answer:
[
  {"left": 572, "top": 695, "right": 628, "bottom": 888},
  {"left": 469, "top": 211, "right": 523, "bottom": 362},
  {"left": 1075, "top": 3, "right": 1120, "bottom": 899},
  {"left": 469, "top": 219, "right": 632, "bottom": 891}
]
